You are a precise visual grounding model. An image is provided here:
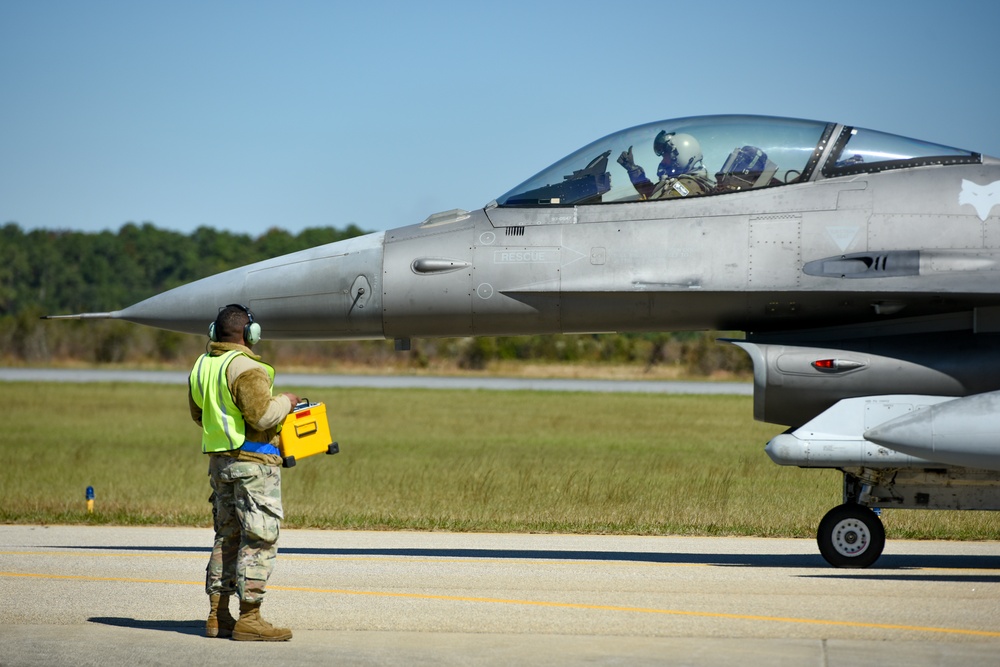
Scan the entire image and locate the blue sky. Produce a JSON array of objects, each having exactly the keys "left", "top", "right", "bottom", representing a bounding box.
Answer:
[{"left": 2, "top": 0, "right": 998, "bottom": 236}]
